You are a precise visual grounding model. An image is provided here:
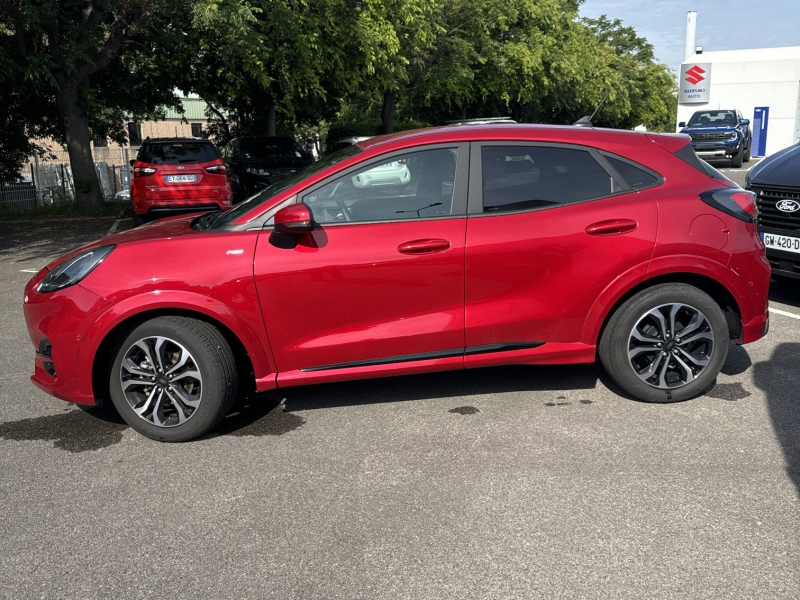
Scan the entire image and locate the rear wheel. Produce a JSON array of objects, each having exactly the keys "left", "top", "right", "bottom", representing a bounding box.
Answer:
[
  {"left": 599, "top": 284, "right": 729, "bottom": 403},
  {"left": 108, "top": 316, "right": 238, "bottom": 442},
  {"left": 132, "top": 213, "right": 149, "bottom": 227}
]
